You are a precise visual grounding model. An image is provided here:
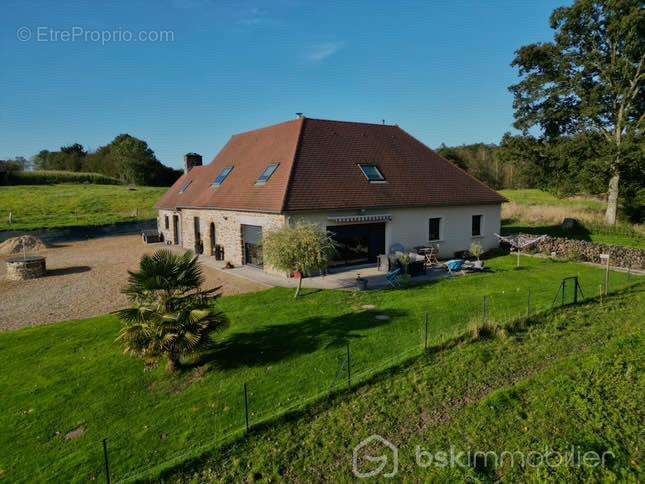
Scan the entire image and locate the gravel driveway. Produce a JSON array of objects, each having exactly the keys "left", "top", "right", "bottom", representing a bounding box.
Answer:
[{"left": 0, "top": 235, "right": 267, "bottom": 331}]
